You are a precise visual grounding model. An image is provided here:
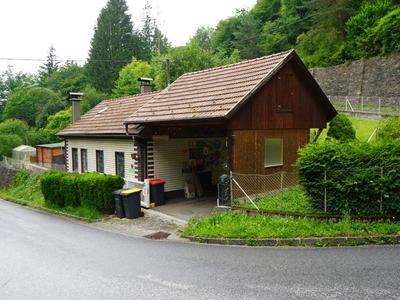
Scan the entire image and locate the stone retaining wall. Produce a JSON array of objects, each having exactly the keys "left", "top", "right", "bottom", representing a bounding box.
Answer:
[
  {"left": 310, "top": 53, "right": 400, "bottom": 97},
  {"left": 0, "top": 163, "right": 17, "bottom": 189}
]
